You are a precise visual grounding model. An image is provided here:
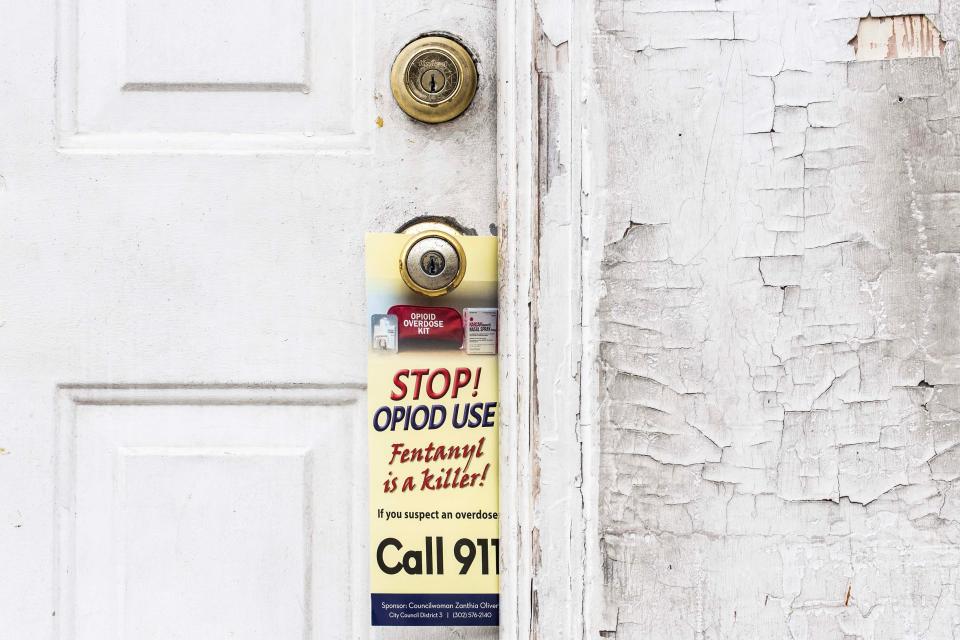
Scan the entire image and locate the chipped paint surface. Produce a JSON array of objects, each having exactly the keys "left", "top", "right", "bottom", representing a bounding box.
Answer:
[
  {"left": 852, "top": 15, "right": 945, "bottom": 60},
  {"left": 591, "top": 1, "right": 960, "bottom": 637}
]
